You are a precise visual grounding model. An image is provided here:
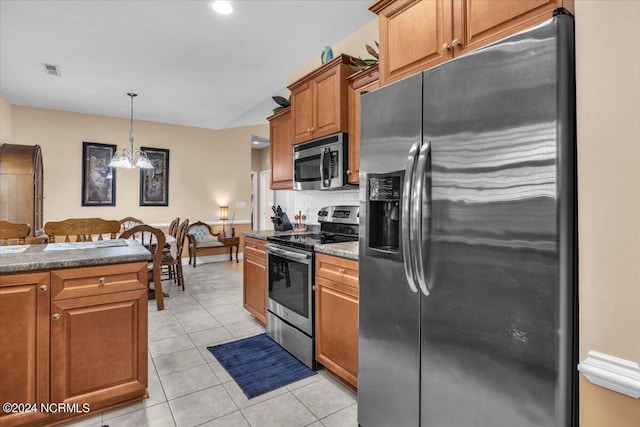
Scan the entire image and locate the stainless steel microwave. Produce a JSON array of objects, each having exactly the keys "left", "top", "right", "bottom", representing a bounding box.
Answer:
[{"left": 293, "top": 132, "right": 349, "bottom": 190}]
